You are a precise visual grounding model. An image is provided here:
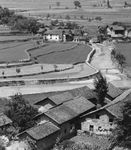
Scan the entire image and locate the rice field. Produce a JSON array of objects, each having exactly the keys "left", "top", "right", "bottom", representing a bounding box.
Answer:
[
  {"left": 0, "top": 0, "right": 130, "bottom": 10},
  {"left": 34, "top": 44, "right": 92, "bottom": 64},
  {"left": 0, "top": 41, "right": 34, "bottom": 62},
  {"left": 0, "top": 35, "right": 34, "bottom": 42}
]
